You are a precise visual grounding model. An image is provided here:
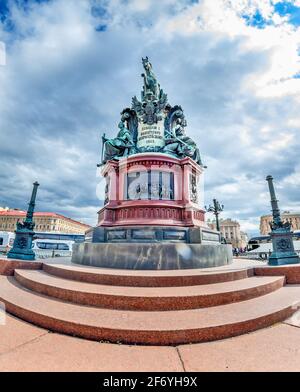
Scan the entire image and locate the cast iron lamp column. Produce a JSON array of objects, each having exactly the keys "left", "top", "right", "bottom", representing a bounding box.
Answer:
[
  {"left": 7, "top": 182, "right": 40, "bottom": 261},
  {"left": 266, "top": 175, "right": 299, "bottom": 266}
]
